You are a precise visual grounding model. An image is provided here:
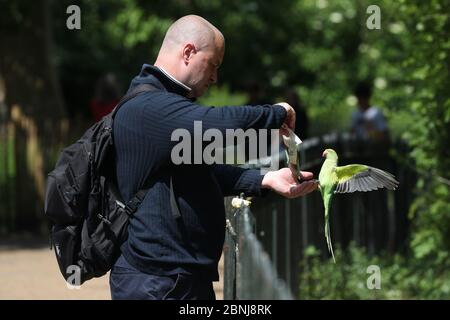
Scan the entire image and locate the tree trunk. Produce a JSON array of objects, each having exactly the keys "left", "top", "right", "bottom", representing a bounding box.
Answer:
[{"left": 0, "top": 0, "right": 66, "bottom": 233}]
